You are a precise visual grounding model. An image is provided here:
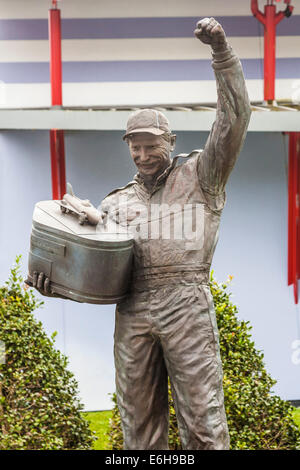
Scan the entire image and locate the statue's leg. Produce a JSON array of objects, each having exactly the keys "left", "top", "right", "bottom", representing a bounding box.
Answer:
[
  {"left": 158, "top": 283, "right": 230, "bottom": 450},
  {"left": 114, "top": 300, "right": 169, "bottom": 450}
]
